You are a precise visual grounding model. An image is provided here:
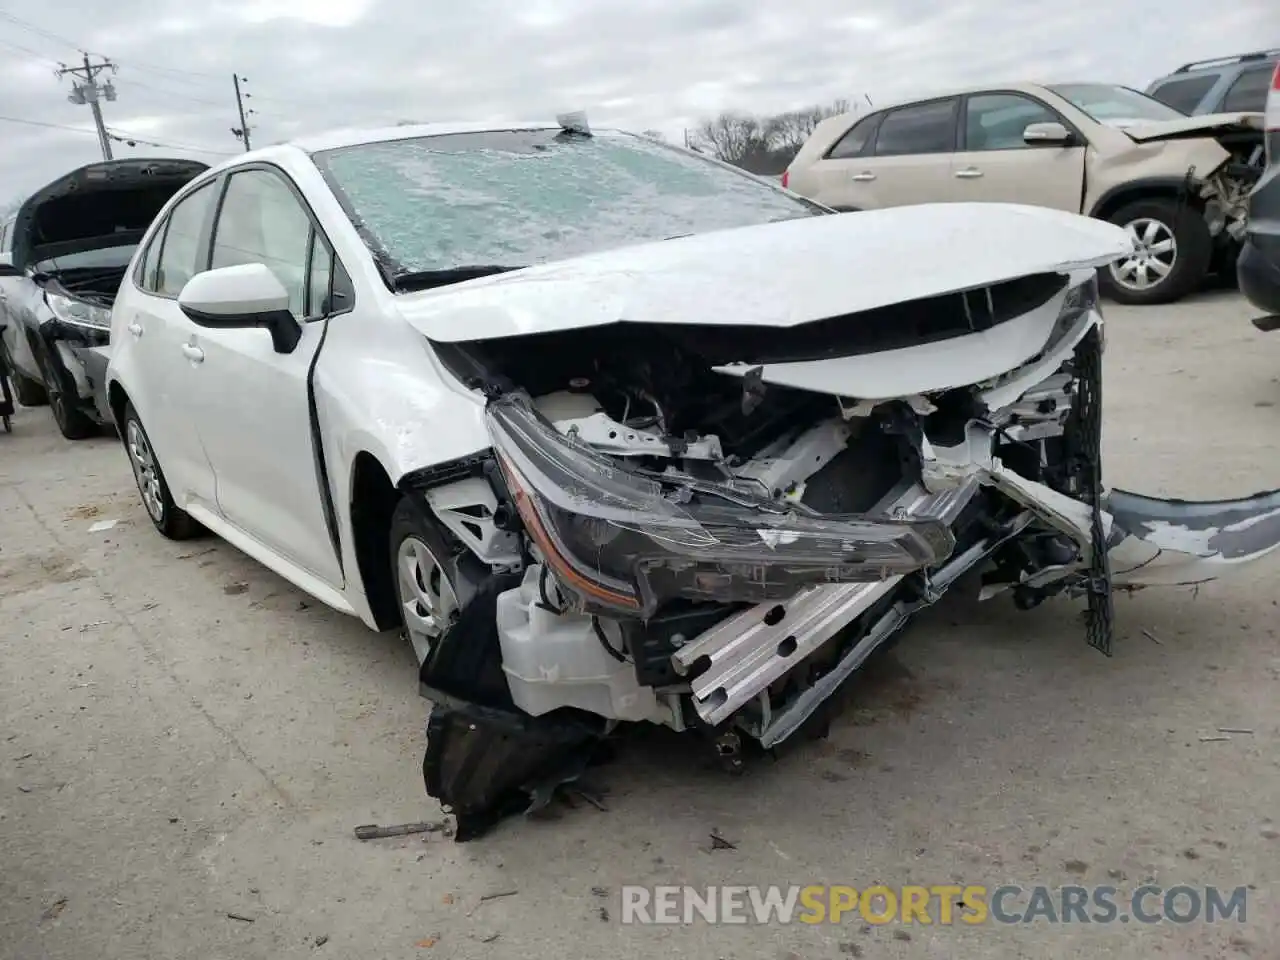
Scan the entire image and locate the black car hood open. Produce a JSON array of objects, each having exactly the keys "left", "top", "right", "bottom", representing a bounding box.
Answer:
[{"left": 9, "top": 158, "right": 209, "bottom": 272}]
